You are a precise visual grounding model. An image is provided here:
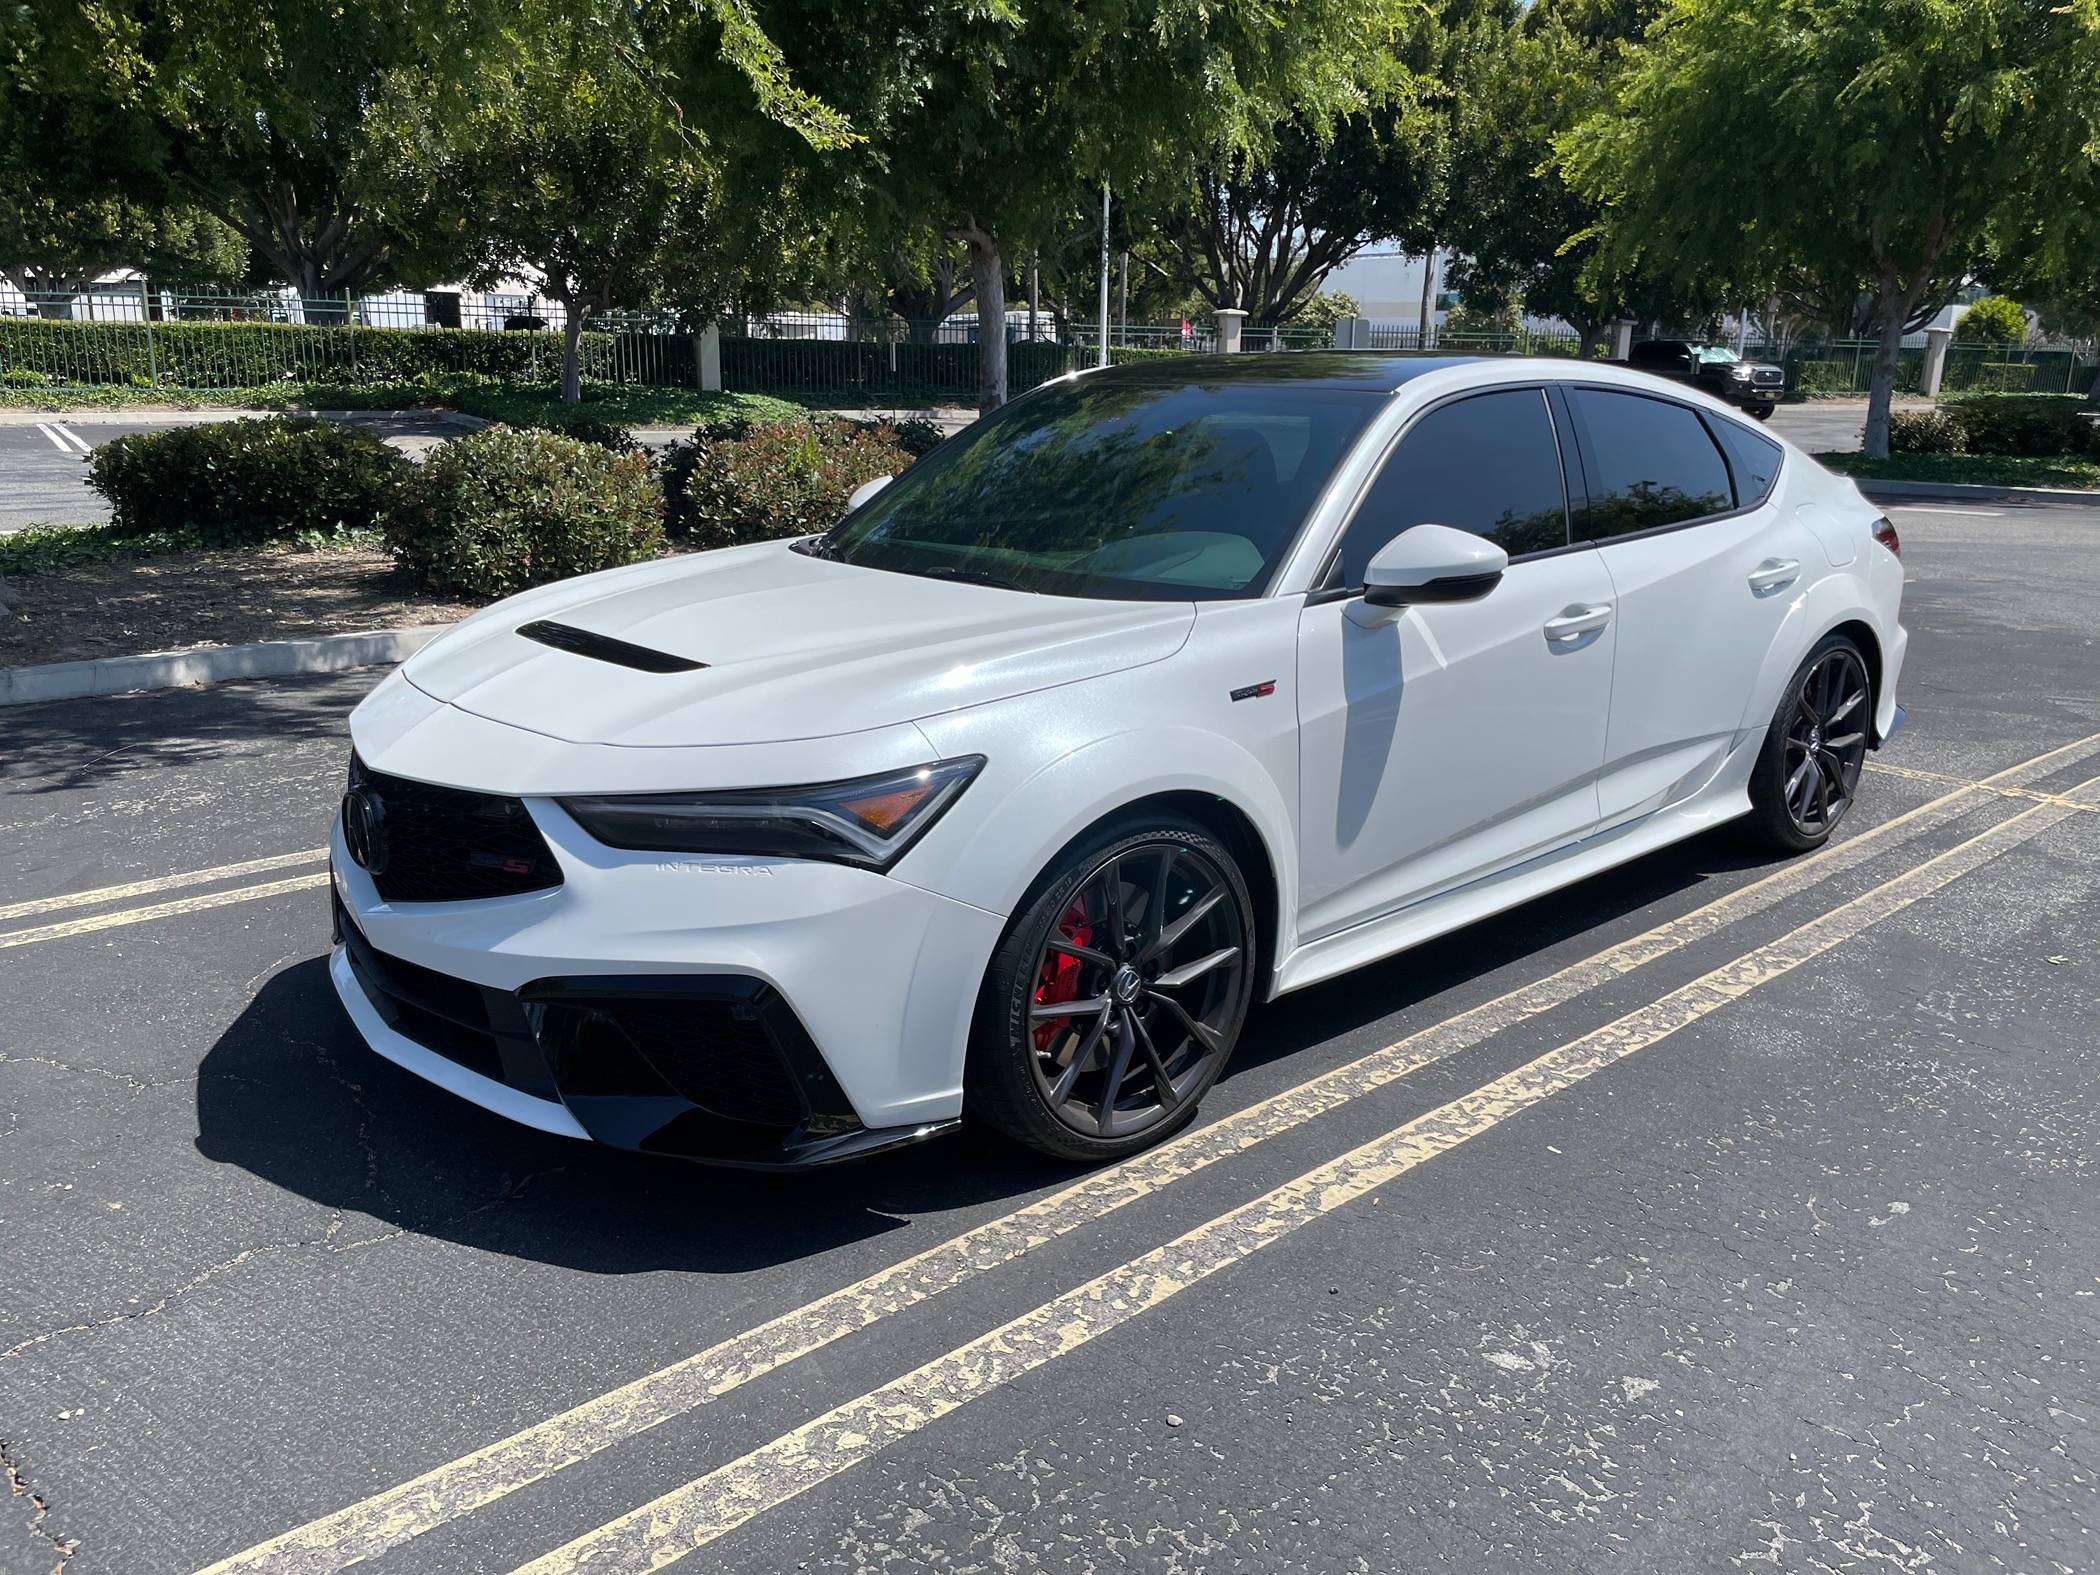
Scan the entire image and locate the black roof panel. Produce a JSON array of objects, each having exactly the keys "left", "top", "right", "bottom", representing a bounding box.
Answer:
[{"left": 1067, "top": 352, "right": 1488, "bottom": 393}]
